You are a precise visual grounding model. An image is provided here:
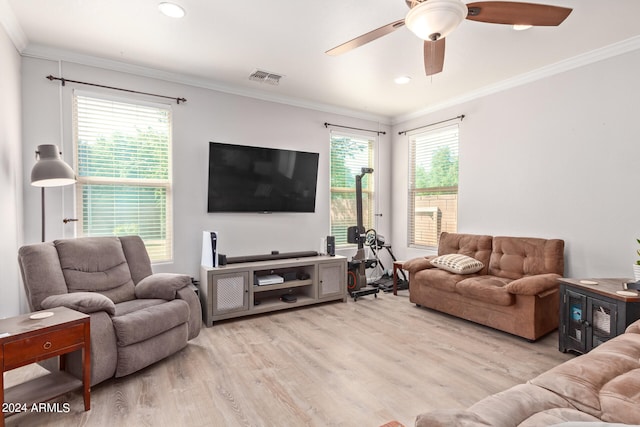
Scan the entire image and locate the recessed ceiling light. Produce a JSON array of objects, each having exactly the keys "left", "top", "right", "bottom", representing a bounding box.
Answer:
[
  {"left": 513, "top": 24, "right": 533, "bottom": 31},
  {"left": 394, "top": 76, "right": 412, "bottom": 85},
  {"left": 158, "top": 2, "right": 185, "bottom": 18}
]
